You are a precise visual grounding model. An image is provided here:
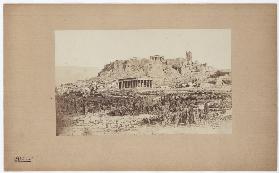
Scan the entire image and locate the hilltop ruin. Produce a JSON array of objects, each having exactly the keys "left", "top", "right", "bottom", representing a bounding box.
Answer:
[{"left": 56, "top": 51, "right": 231, "bottom": 95}]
